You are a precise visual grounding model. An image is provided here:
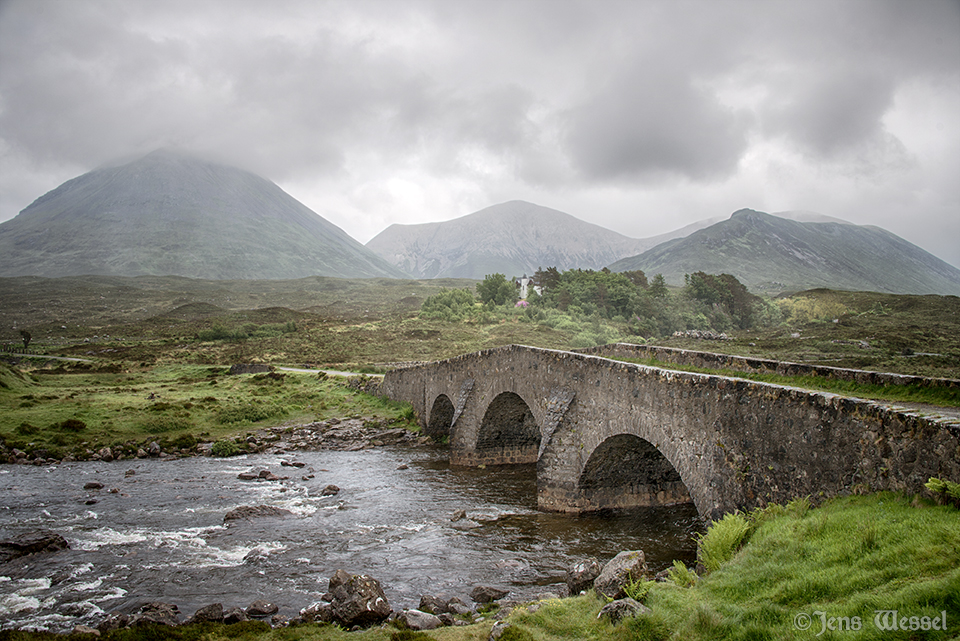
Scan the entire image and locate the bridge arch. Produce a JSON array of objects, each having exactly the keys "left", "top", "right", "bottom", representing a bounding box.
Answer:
[
  {"left": 474, "top": 391, "right": 540, "bottom": 465},
  {"left": 425, "top": 394, "right": 455, "bottom": 440},
  {"left": 578, "top": 434, "right": 692, "bottom": 511}
]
